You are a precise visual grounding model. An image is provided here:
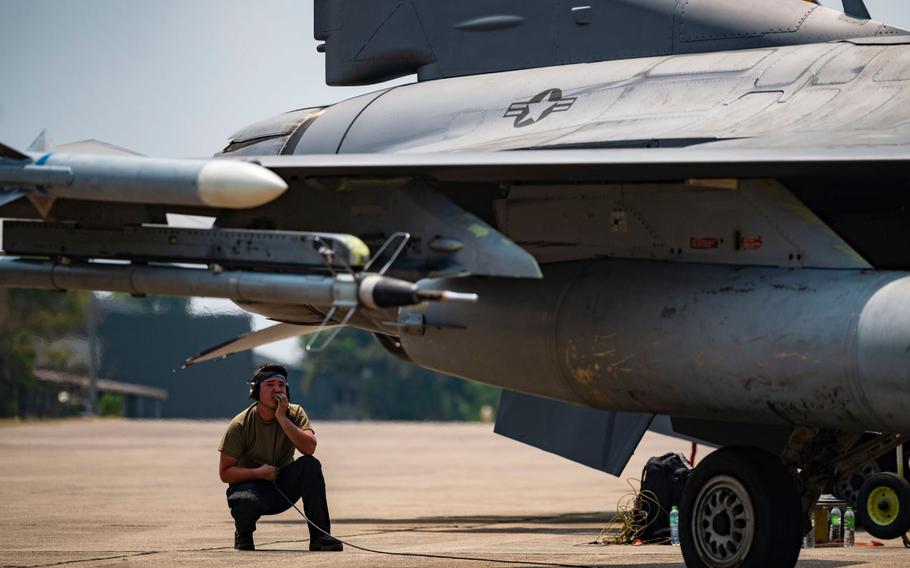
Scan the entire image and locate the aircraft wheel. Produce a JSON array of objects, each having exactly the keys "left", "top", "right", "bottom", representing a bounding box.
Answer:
[
  {"left": 856, "top": 472, "right": 910, "bottom": 540},
  {"left": 679, "top": 446, "right": 802, "bottom": 568},
  {"left": 834, "top": 460, "right": 881, "bottom": 507}
]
